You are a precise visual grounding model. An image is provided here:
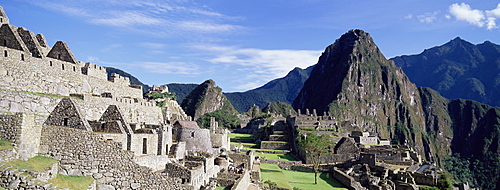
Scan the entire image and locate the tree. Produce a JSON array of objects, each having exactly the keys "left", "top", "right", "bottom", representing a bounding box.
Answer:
[{"left": 298, "top": 133, "right": 334, "bottom": 184}]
